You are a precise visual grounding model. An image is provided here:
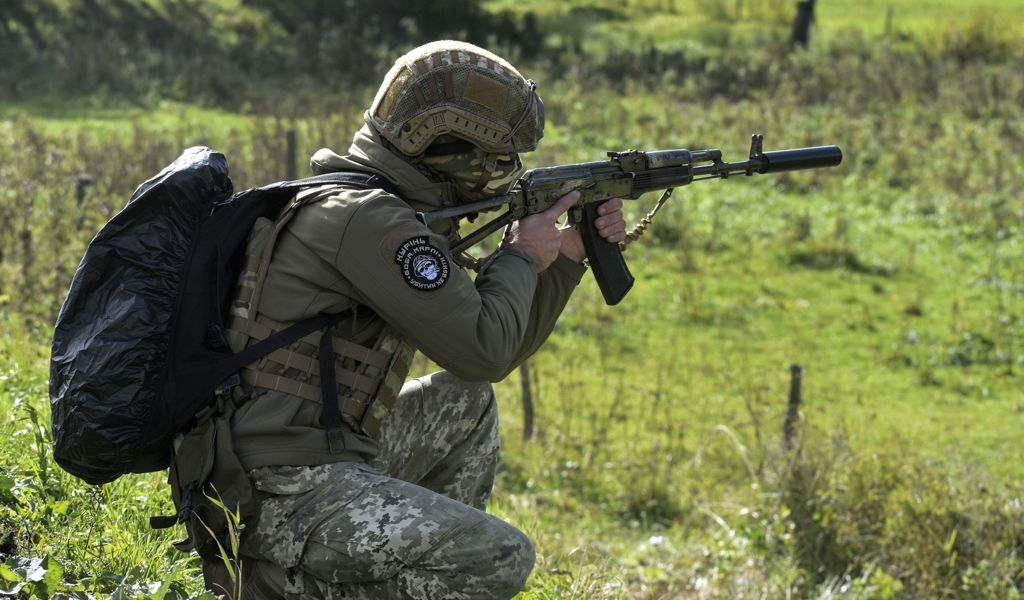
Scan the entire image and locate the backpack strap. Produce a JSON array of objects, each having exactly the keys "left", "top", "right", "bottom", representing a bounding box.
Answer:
[{"left": 256, "top": 171, "right": 400, "bottom": 197}]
